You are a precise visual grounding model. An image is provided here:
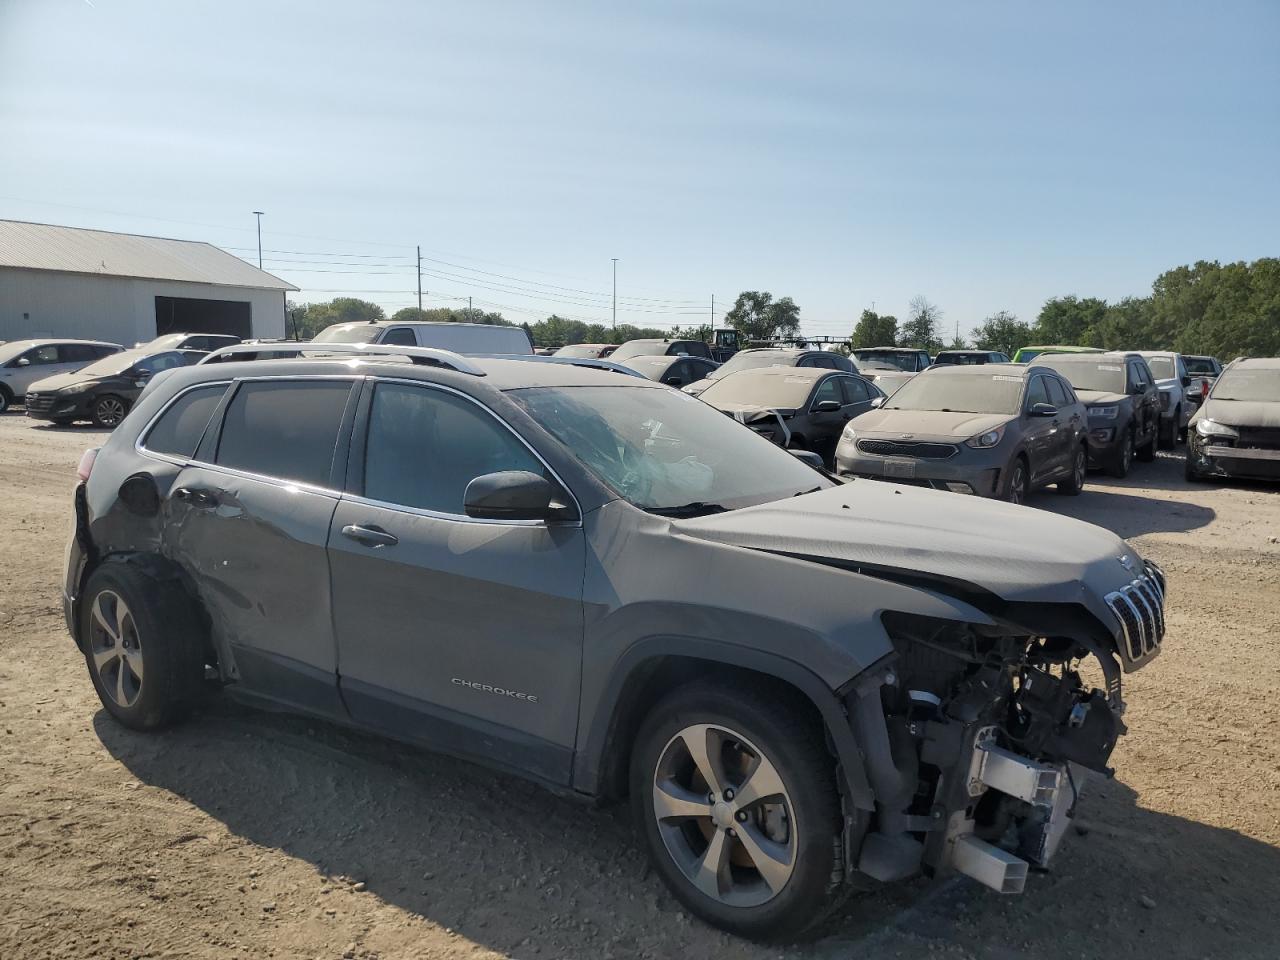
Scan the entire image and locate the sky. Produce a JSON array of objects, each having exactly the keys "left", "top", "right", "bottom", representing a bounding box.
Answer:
[{"left": 1, "top": 0, "right": 1277, "bottom": 340}]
